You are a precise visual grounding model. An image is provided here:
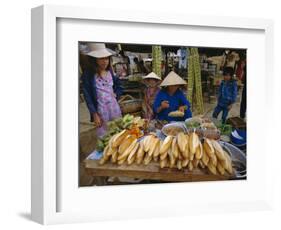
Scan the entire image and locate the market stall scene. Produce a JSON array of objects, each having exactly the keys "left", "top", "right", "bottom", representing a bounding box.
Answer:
[{"left": 79, "top": 43, "right": 247, "bottom": 186}]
